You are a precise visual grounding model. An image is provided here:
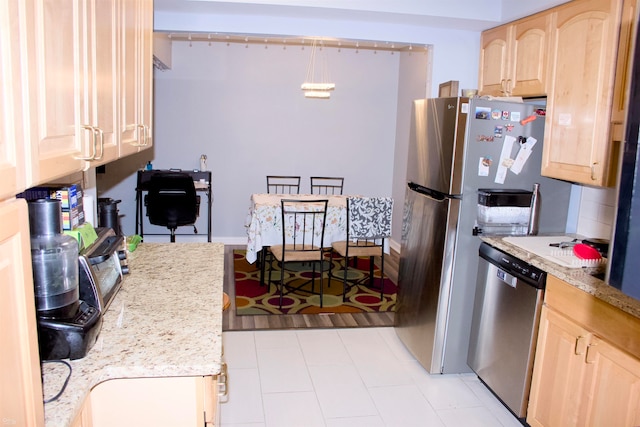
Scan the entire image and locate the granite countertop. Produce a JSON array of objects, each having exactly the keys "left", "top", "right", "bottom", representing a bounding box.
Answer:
[
  {"left": 481, "top": 236, "right": 640, "bottom": 319},
  {"left": 41, "top": 242, "right": 225, "bottom": 427}
]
